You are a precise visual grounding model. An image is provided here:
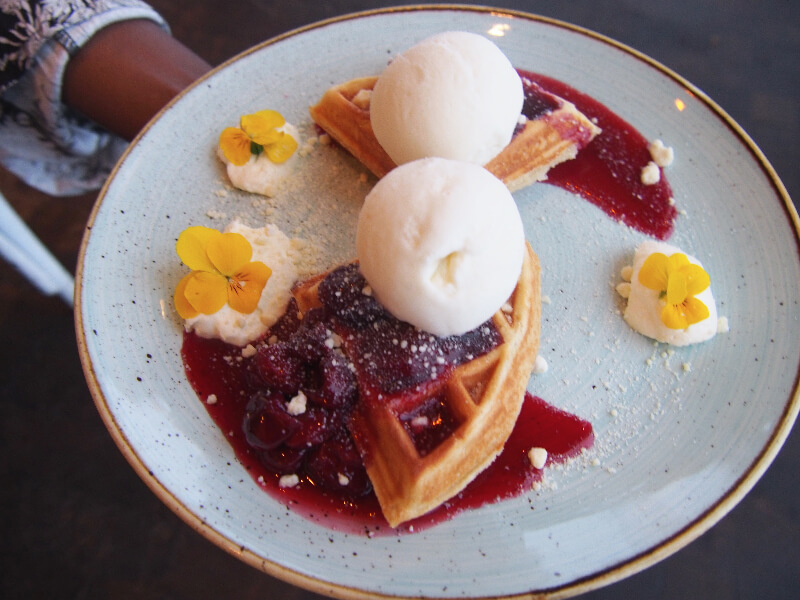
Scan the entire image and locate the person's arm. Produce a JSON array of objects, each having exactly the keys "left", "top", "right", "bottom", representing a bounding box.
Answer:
[{"left": 62, "top": 19, "right": 212, "bottom": 141}]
